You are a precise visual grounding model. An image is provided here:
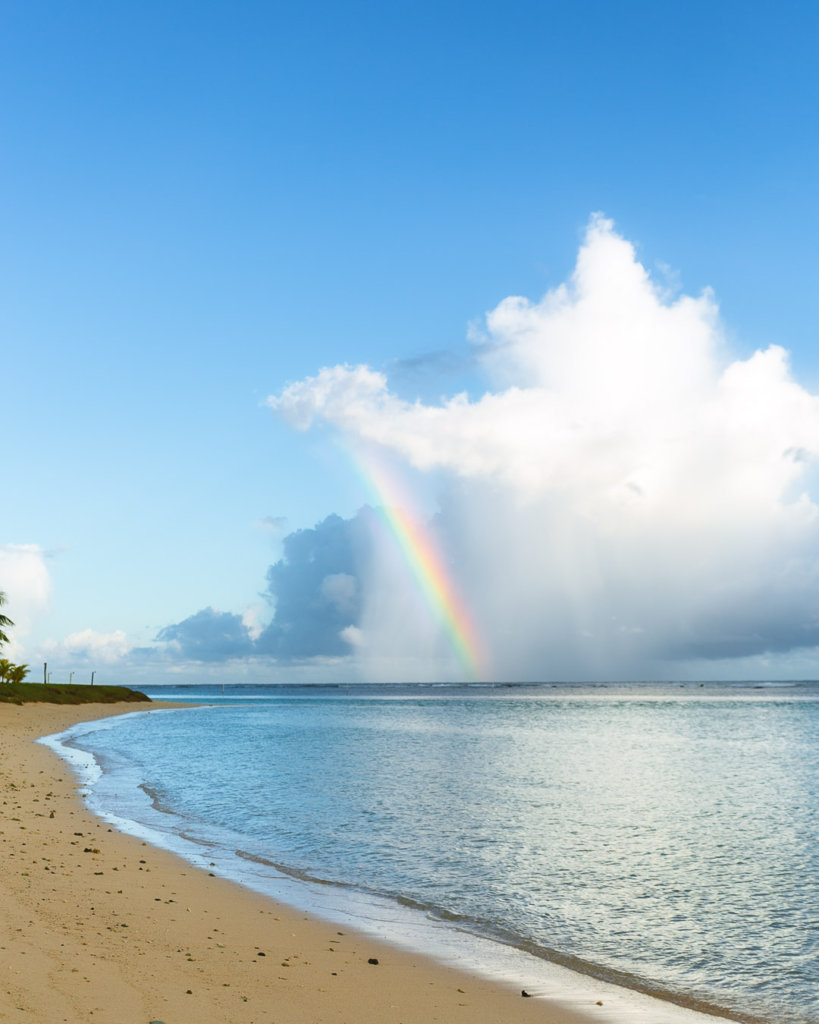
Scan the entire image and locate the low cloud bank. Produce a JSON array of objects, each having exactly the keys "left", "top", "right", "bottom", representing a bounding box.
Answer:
[
  {"left": 43, "top": 628, "right": 132, "bottom": 665},
  {"left": 154, "top": 512, "right": 372, "bottom": 666}
]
